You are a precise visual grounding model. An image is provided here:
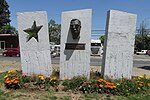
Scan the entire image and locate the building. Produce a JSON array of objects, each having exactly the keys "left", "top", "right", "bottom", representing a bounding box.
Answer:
[{"left": 0, "top": 34, "right": 19, "bottom": 50}]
